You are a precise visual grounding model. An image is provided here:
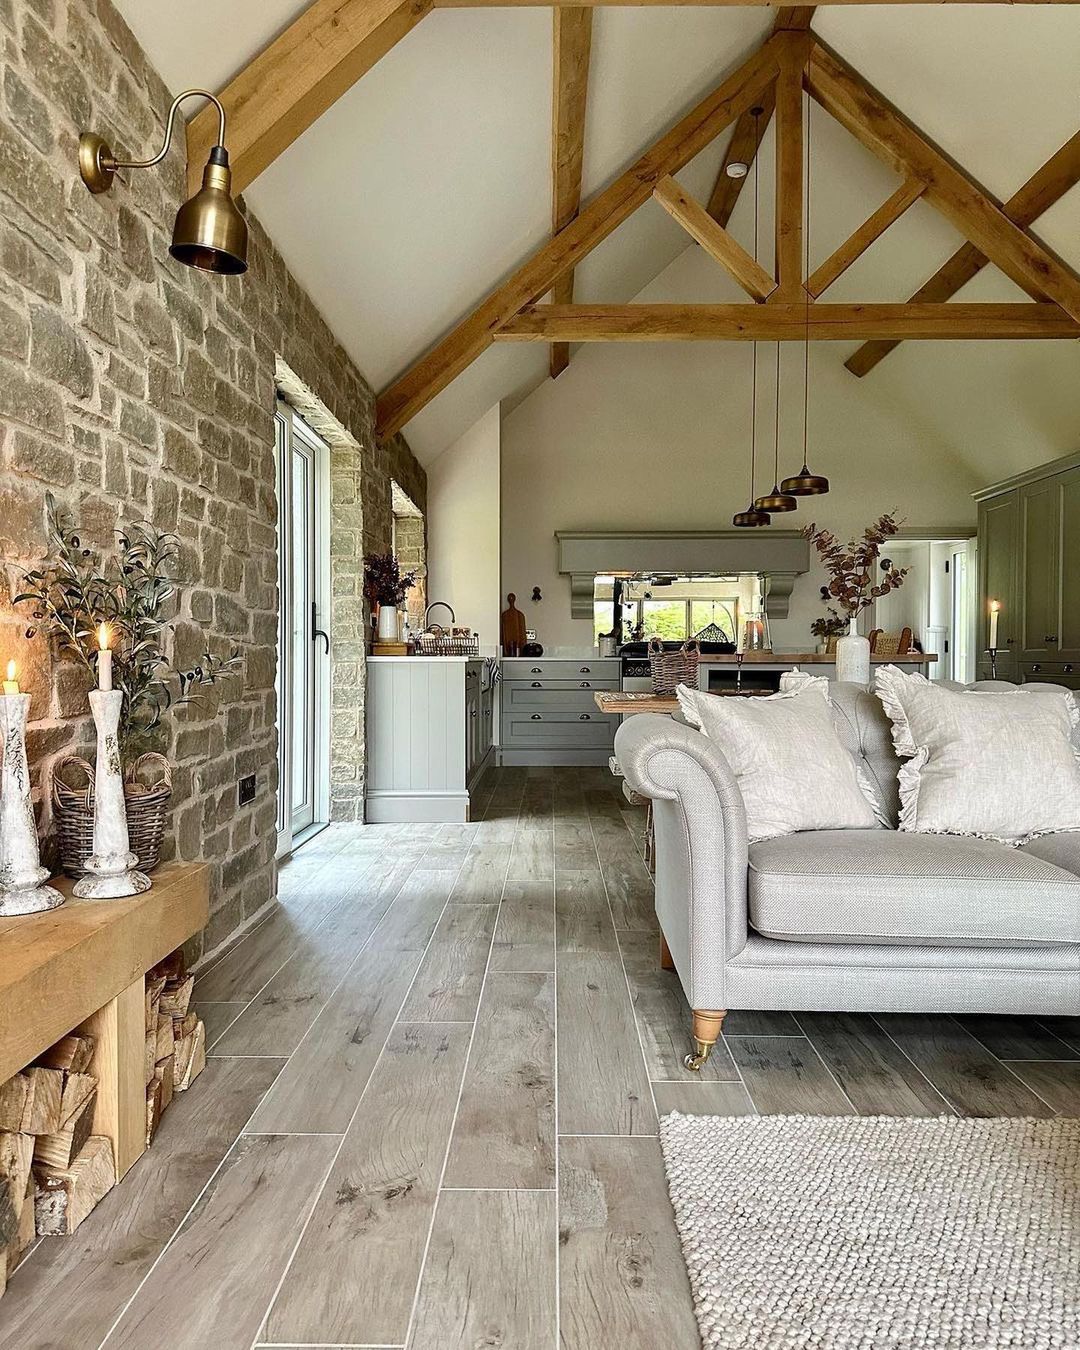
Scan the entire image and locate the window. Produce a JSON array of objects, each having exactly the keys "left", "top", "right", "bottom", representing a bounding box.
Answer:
[{"left": 592, "top": 579, "right": 744, "bottom": 643}]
